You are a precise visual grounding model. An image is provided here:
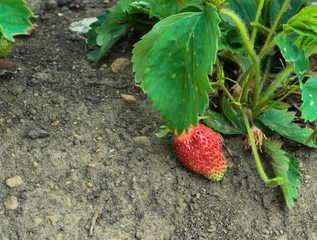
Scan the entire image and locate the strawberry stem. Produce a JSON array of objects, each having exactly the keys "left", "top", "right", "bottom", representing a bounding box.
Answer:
[
  {"left": 220, "top": 8, "right": 261, "bottom": 109},
  {"left": 173, "top": 0, "right": 184, "bottom": 9},
  {"left": 250, "top": 0, "right": 265, "bottom": 47},
  {"left": 260, "top": 0, "right": 290, "bottom": 55},
  {"left": 242, "top": 109, "right": 283, "bottom": 187}
]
